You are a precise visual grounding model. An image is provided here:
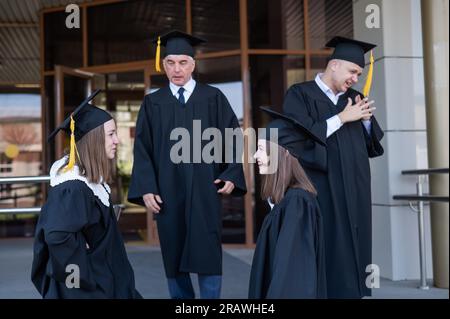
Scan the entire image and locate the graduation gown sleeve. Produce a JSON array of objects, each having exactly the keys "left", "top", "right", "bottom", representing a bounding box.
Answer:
[
  {"left": 128, "top": 96, "right": 160, "bottom": 206},
  {"left": 215, "top": 91, "right": 247, "bottom": 196},
  {"left": 350, "top": 92, "right": 384, "bottom": 158},
  {"left": 282, "top": 86, "right": 328, "bottom": 172},
  {"left": 31, "top": 182, "right": 97, "bottom": 295},
  {"left": 362, "top": 116, "right": 384, "bottom": 158}
]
